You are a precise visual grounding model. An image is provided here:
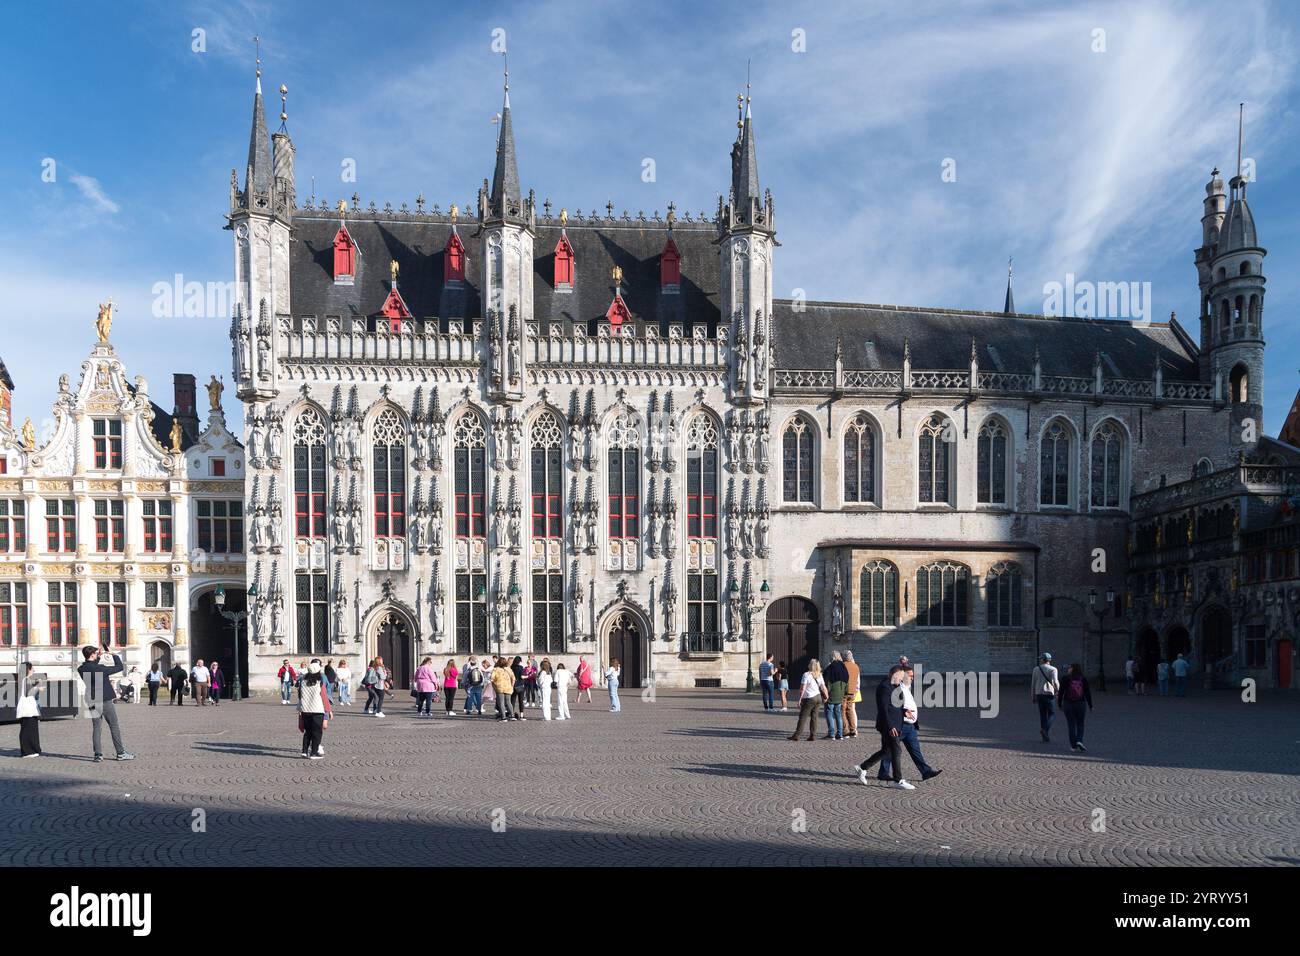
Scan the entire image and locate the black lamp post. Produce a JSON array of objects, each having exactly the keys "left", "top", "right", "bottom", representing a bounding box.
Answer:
[
  {"left": 733, "top": 578, "right": 770, "bottom": 693},
  {"left": 1089, "top": 586, "right": 1114, "bottom": 692},
  {"left": 213, "top": 584, "right": 255, "bottom": 701}
]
